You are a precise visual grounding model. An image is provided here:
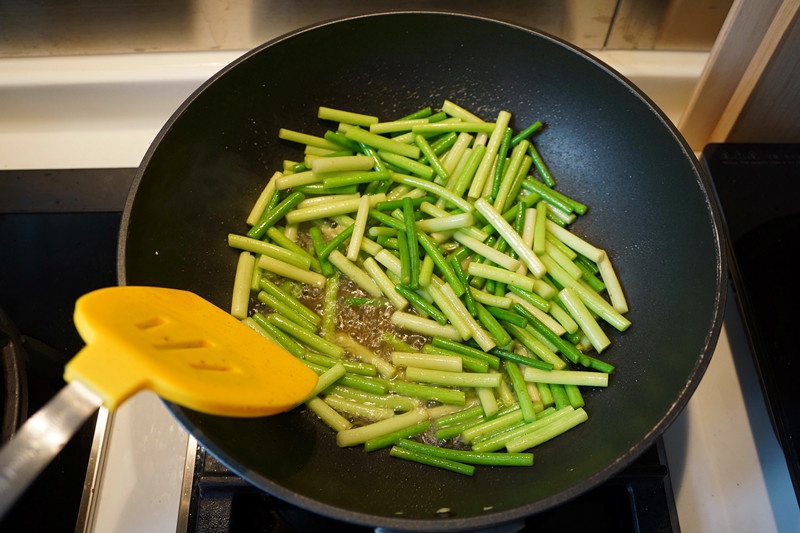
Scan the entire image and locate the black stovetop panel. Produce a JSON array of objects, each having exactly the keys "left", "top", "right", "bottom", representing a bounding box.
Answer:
[
  {"left": 702, "top": 143, "right": 800, "bottom": 504},
  {"left": 0, "top": 210, "right": 121, "bottom": 532}
]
